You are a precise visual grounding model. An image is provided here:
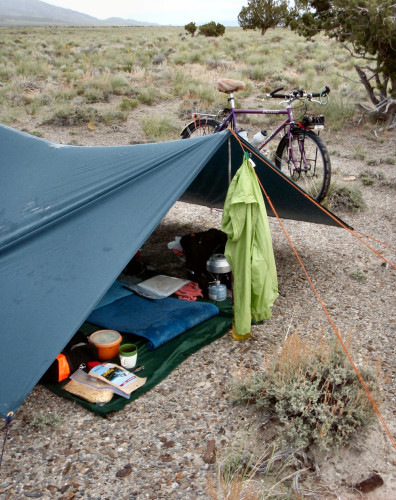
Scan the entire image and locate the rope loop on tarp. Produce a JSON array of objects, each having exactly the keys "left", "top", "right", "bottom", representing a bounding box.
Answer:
[
  {"left": 0, "top": 412, "right": 14, "bottom": 467},
  {"left": 229, "top": 128, "right": 396, "bottom": 451}
]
